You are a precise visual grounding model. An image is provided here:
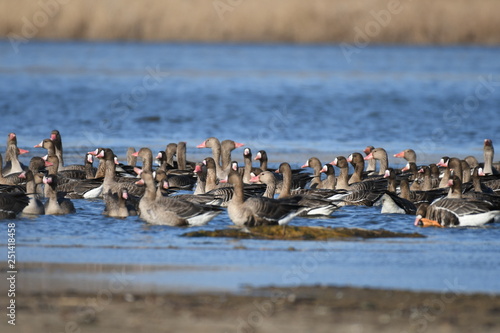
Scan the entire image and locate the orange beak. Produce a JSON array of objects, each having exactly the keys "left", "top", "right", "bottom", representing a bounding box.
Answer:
[
  {"left": 394, "top": 151, "right": 405, "bottom": 158},
  {"left": 418, "top": 218, "right": 443, "bottom": 228},
  {"left": 364, "top": 153, "right": 374, "bottom": 160}
]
